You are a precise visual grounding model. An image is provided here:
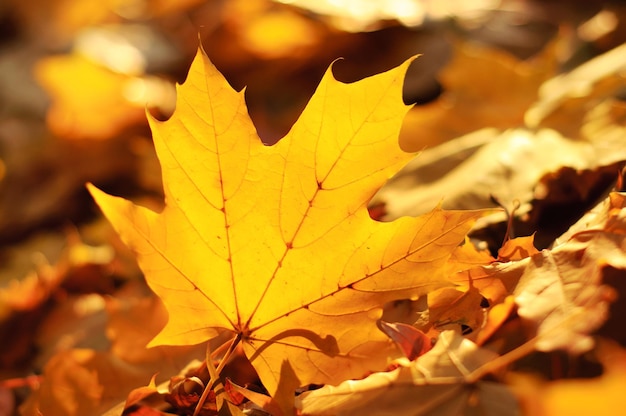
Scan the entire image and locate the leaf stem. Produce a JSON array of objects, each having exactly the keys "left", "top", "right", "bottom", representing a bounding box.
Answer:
[
  {"left": 466, "top": 338, "right": 538, "bottom": 384},
  {"left": 193, "top": 333, "right": 242, "bottom": 416}
]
